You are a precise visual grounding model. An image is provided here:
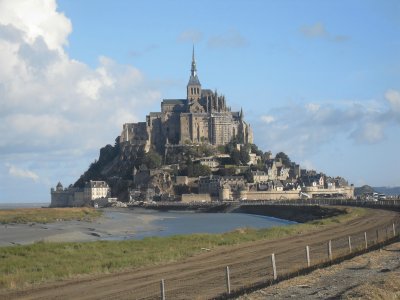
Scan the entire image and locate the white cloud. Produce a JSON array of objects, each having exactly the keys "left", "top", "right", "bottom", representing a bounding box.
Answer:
[
  {"left": 300, "top": 22, "right": 349, "bottom": 42},
  {"left": 255, "top": 90, "right": 400, "bottom": 158},
  {"left": 300, "top": 22, "right": 327, "bottom": 38},
  {"left": 351, "top": 122, "right": 385, "bottom": 144},
  {"left": 0, "top": 0, "right": 161, "bottom": 161},
  {"left": 300, "top": 160, "right": 315, "bottom": 171},
  {"left": 0, "top": 0, "right": 164, "bottom": 196},
  {"left": 0, "top": 0, "right": 72, "bottom": 50},
  {"left": 177, "top": 30, "right": 203, "bottom": 43},
  {"left": 385, "top": 89, "right": 400, "bottom": 121},
  {"left": 305, "top": 103, "right": 320, "bottom": 113},
  {"left": 261, "top": 115, "right": 275, "bottom": 124},
  {"left": 7, "top": 163, "right": 39, "bottom": 182},
  {"left": 128, "top": 44, "right": 158, "bottom": 57},
  {"left": 208, "top": 30, "right": 248, "bottom": 48}
]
